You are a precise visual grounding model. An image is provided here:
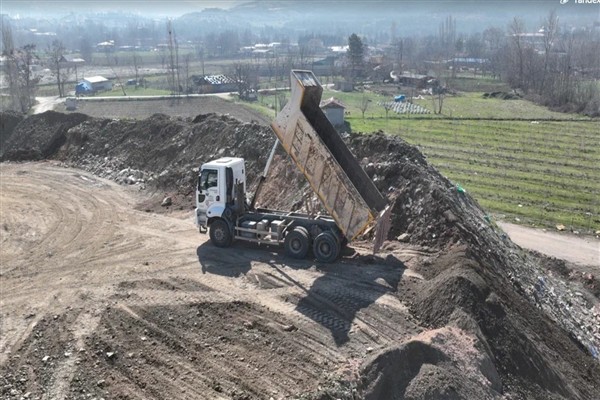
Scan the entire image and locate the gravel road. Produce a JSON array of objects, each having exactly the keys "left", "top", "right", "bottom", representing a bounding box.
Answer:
[{"left": 498, "top": 221, "right": 599, "bottom": 268}]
